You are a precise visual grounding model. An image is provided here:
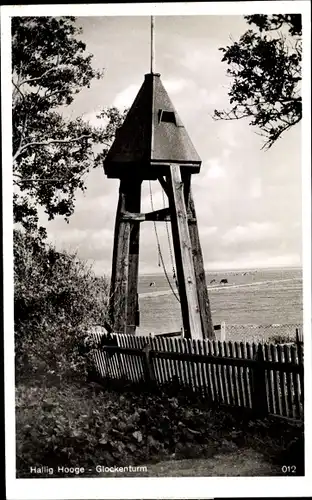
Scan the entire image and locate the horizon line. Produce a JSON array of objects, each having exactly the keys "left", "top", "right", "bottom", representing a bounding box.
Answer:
[
  {"left": 138, "top": 265, "right": 303, "bottom": 275},
  {"left": 95, "top": 264, "right": 302, "bottom": 277}
]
